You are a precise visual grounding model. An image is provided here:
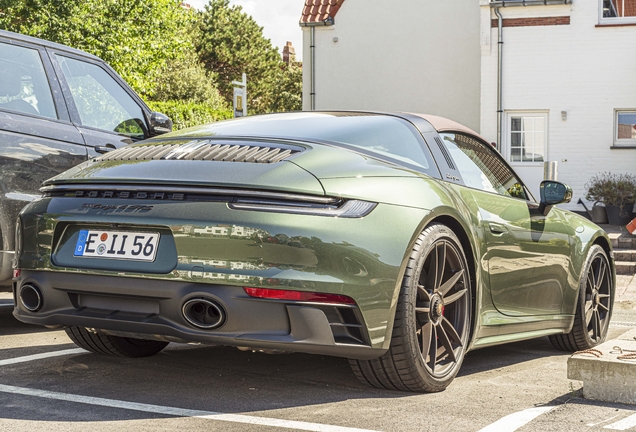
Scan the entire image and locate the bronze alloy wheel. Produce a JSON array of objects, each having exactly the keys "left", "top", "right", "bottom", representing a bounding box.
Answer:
[
  {"left": 549, "top": 245, "right": 614, "bottom": 351},
  {"left": 583, "top": 248, "right": 612, "bottom": 343},
  {"left": 415, "top": 235, "right": 470, "bottom": 378},
  {"left": 350, "top": 224, "right": 472, "bottom": 392}
]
